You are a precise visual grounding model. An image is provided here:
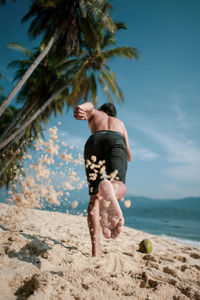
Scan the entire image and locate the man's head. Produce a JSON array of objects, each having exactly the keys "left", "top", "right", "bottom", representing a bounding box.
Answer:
[{"left": 98, "top": 103, "right": 117, "bottom": 117}]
